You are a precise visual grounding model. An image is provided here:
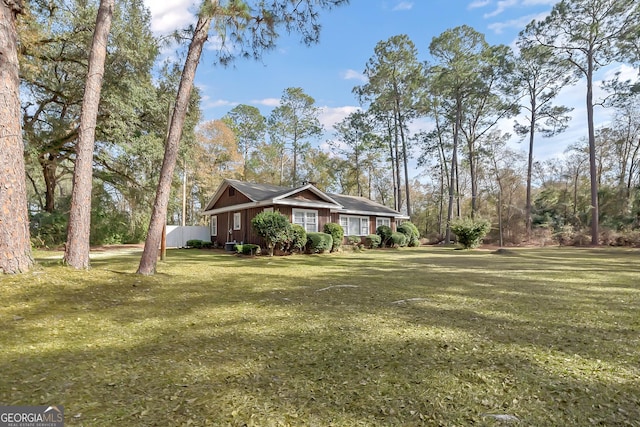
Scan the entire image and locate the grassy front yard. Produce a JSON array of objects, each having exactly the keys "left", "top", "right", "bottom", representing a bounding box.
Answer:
[{"left": 1, "top": 247, "right": 639, "bottom": 426}]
